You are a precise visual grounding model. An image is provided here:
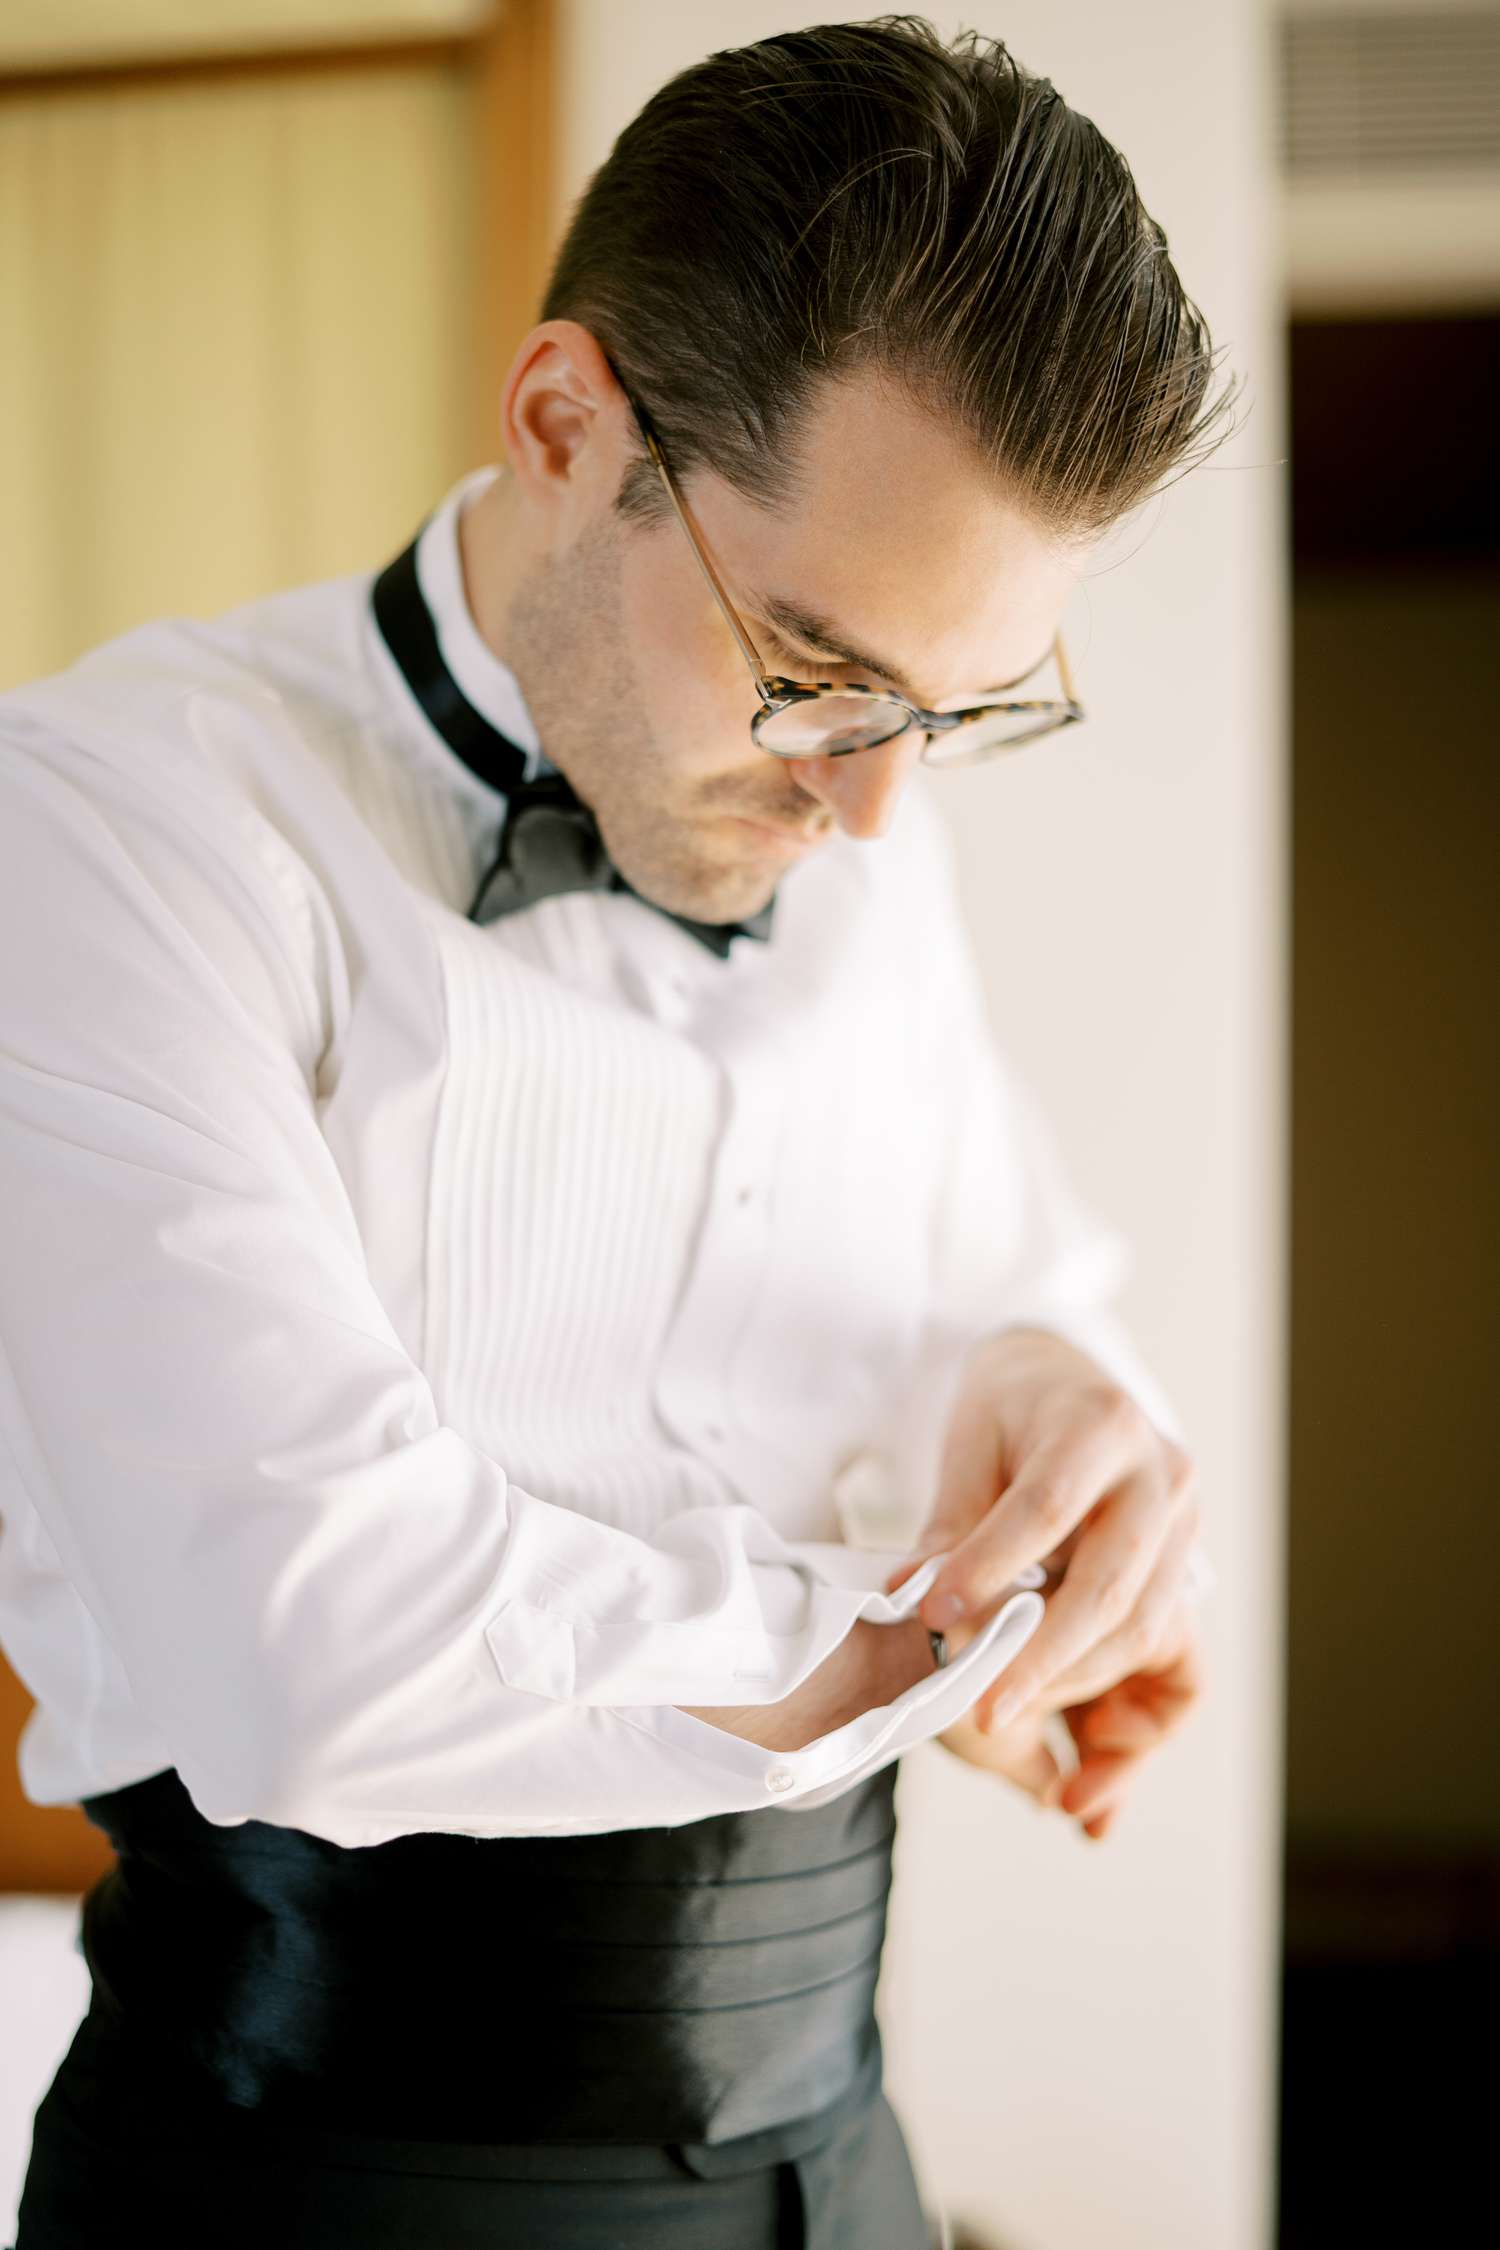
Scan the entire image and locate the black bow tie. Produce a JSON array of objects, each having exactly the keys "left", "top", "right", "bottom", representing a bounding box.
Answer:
[{"left": 370, "top": 533, "right": 775, "bottom": 960}]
